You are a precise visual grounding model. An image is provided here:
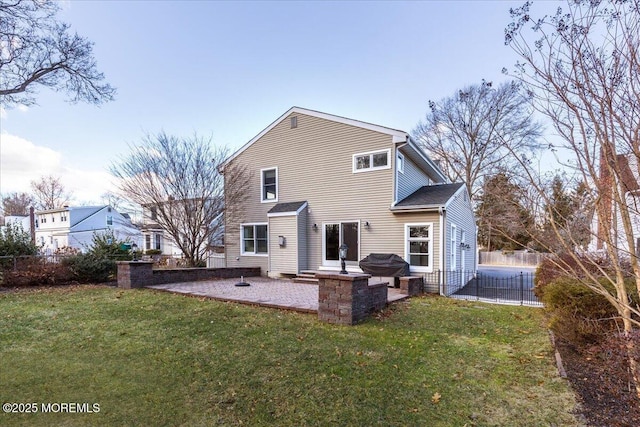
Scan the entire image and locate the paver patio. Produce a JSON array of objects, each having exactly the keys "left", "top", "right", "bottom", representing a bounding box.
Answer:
[{"left": 148, "top": 276, "right": 408, "bottom": 313}]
